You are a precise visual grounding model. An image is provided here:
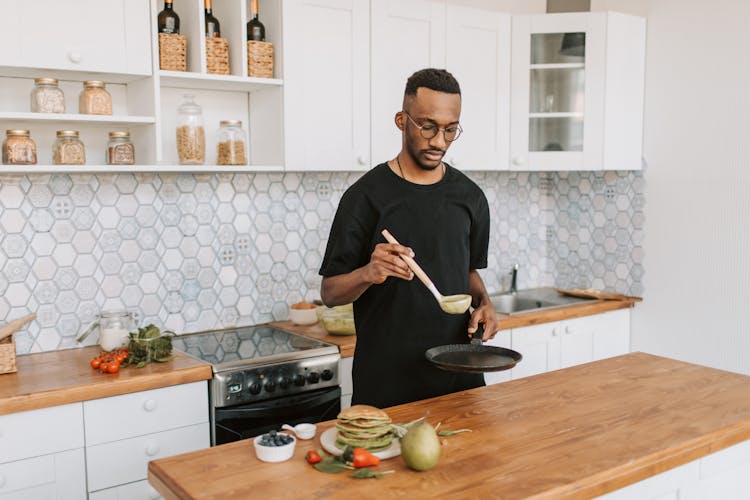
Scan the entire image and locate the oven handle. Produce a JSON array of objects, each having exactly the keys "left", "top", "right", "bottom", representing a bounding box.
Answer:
[{"left": 218, "top": 387, "right": 341, "bottom": 414}]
